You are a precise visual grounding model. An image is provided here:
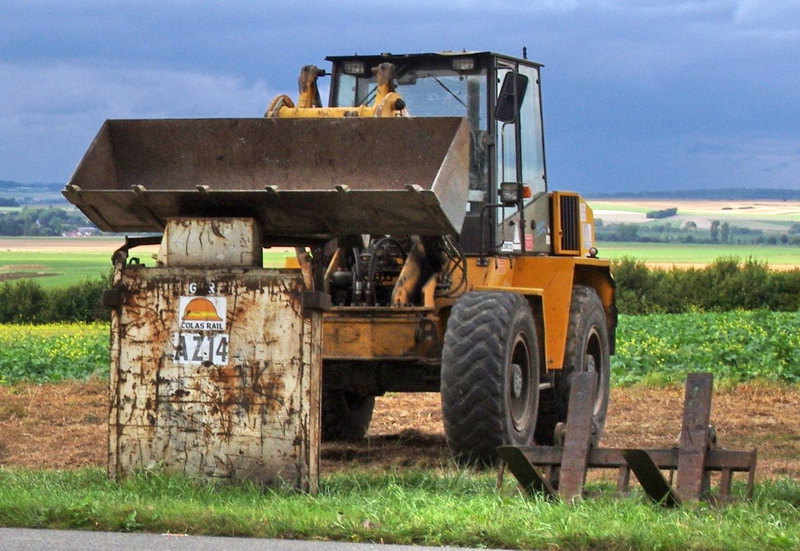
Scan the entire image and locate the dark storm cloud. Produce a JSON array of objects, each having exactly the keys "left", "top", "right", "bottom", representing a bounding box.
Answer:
[{"left": 1, "top": 0, "right": 798, "bottom": 192}]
